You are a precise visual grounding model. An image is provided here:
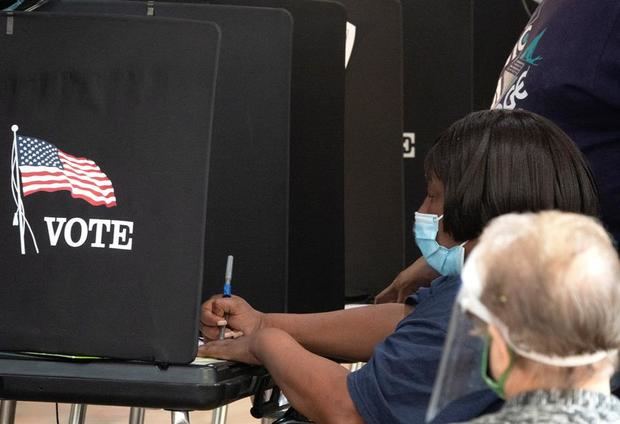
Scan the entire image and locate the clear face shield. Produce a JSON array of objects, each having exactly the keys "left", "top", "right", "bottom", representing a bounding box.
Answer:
[
  {"left": 425, "top": 281, "right": 491, "bottom": 423},
  {"left": 426, "top": 251, "right": 619, "bottom": 423}
]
